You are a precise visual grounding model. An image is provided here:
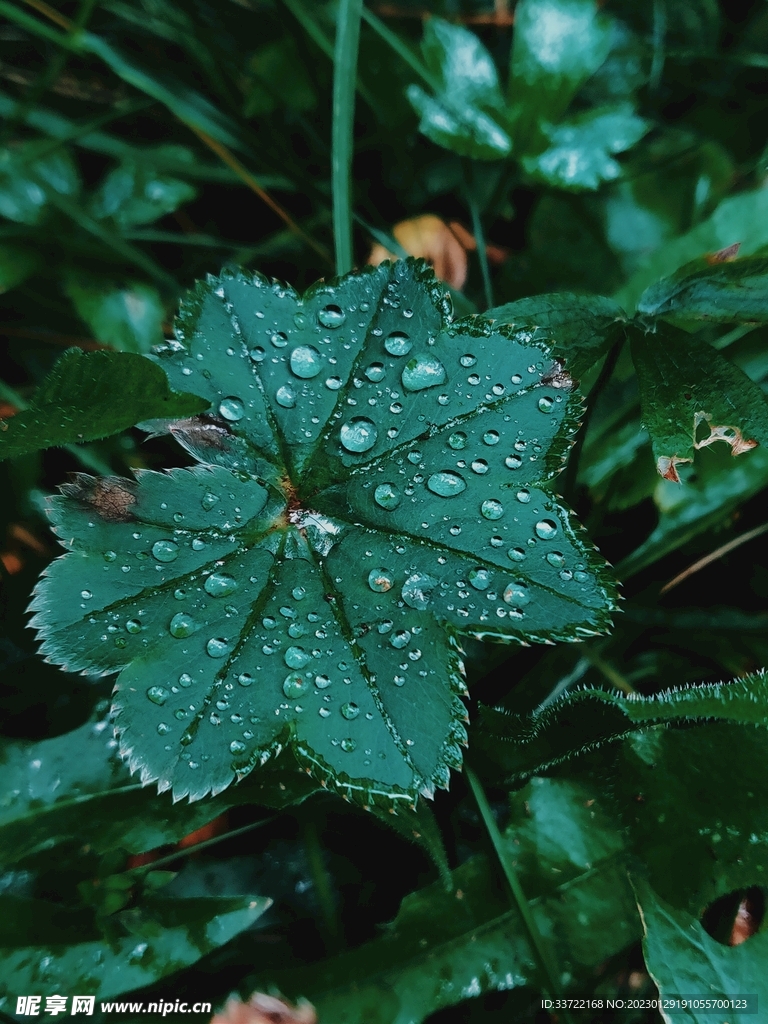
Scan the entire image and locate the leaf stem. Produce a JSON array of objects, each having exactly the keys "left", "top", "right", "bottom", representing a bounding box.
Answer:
[
  {"left": 127, "top": 816, "right": 278, "bottom": 875},
  {"left": 466, "top": 766, "right": 573, "bottom": 1021},
  {"left": 301, "top": 815, "right": 342, "bottom": 951},
  {"left": 332, "top": 0, "right": 363, "bottom": 277},
  {"left": 466, "top": 188, "right": 494, "bottom": 310}
]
